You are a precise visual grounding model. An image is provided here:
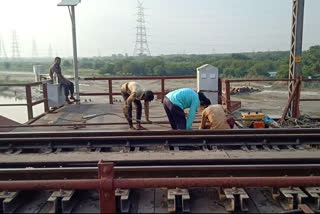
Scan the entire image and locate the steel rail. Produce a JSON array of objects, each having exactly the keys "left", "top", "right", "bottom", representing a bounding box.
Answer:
[
  {"left": 0, "top": 134, "right": 318, "bottom": 151},
  {"left": 0, "top": 176, "right": 320, "bottom": 191},
  {"left": 0, "top": 164, "right": 319, "bottom": 181},
  {"left": 1, "top": 128, "right": 320, "bottom": 138},
  {"left": 2, "top": 158, "right": 320, "bottom": 168},
  {"left": 1, "top": 164, "right": 320, "bottom": 173}
]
